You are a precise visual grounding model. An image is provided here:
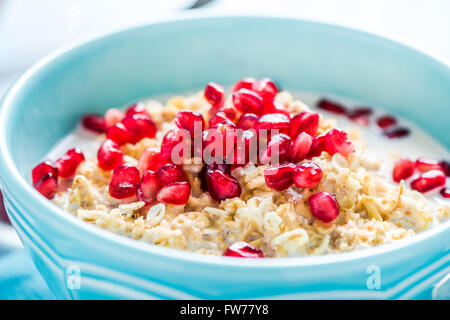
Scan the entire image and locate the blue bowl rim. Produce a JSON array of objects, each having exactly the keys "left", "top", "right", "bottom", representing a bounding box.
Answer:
[{"left": 0, "top": 12, "right": 449, "bottom": 268}]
